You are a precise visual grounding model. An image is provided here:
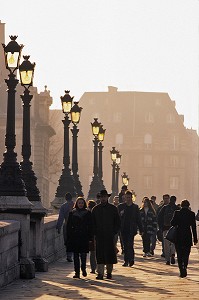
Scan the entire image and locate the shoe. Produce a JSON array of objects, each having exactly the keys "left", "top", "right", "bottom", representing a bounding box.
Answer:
[
  {"left": 129, "top": 260, "right": 134, "bottom": 267},
  {"left": 107, "top": 273, "right": 112, "bottom": 279},
  {"left": 150, "top": 250, "right": 154, "bottom": 256},
  {"left": 143, "top": 253, "right": 146, "bottom": 257},
  {"left": 96, "top": 275, "right": 103, "bottom": 280},
  {"left": 146, "top": 252, "right": 152, "bottom": 257},
  {"left": 122, "top": 262, "right": 128, "bottom": 267},
  {"left": 67, "top": 258, "right": 73, "bottom": 262},
  {"left": 166, "top": 261, "right": 170, "bottom": 265},
  {"left": 170, "top": 255, "right": 175, "bottom": 264},
  {"left": 90, "top": 270, "right": 95, "bottom": 274},
  {"left": 82, "top": 270, "right": 87, "bottom": 277},
  {"left": 73, "top": 273, "right": 80, "bottom": 278}
]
